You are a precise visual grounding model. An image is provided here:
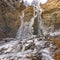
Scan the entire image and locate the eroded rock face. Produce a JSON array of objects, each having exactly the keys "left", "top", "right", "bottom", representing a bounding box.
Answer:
[
  {"left": 0, "top": 0, "right": 26, "bottom": 40},
  {"left": 0, "top": 0, "right": 34, "bottom": 40},
  {"left": 41, "top": 0, "right": 60, "bottom": 29}
]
